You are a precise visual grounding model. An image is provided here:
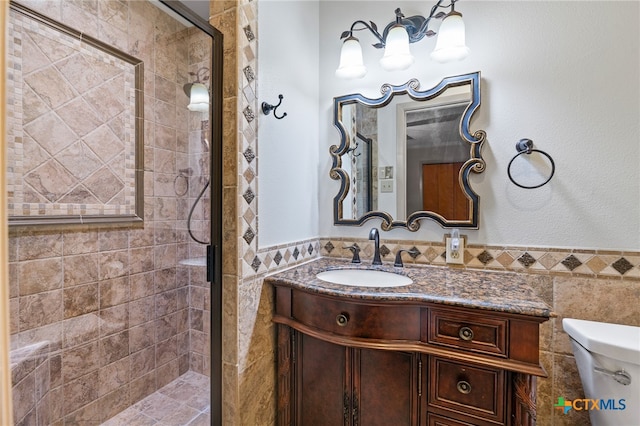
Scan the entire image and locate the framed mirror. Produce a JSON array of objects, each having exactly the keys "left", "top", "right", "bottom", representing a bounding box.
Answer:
[{"left": 331, "top": 72, "right": 486, "bottom": 231}]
